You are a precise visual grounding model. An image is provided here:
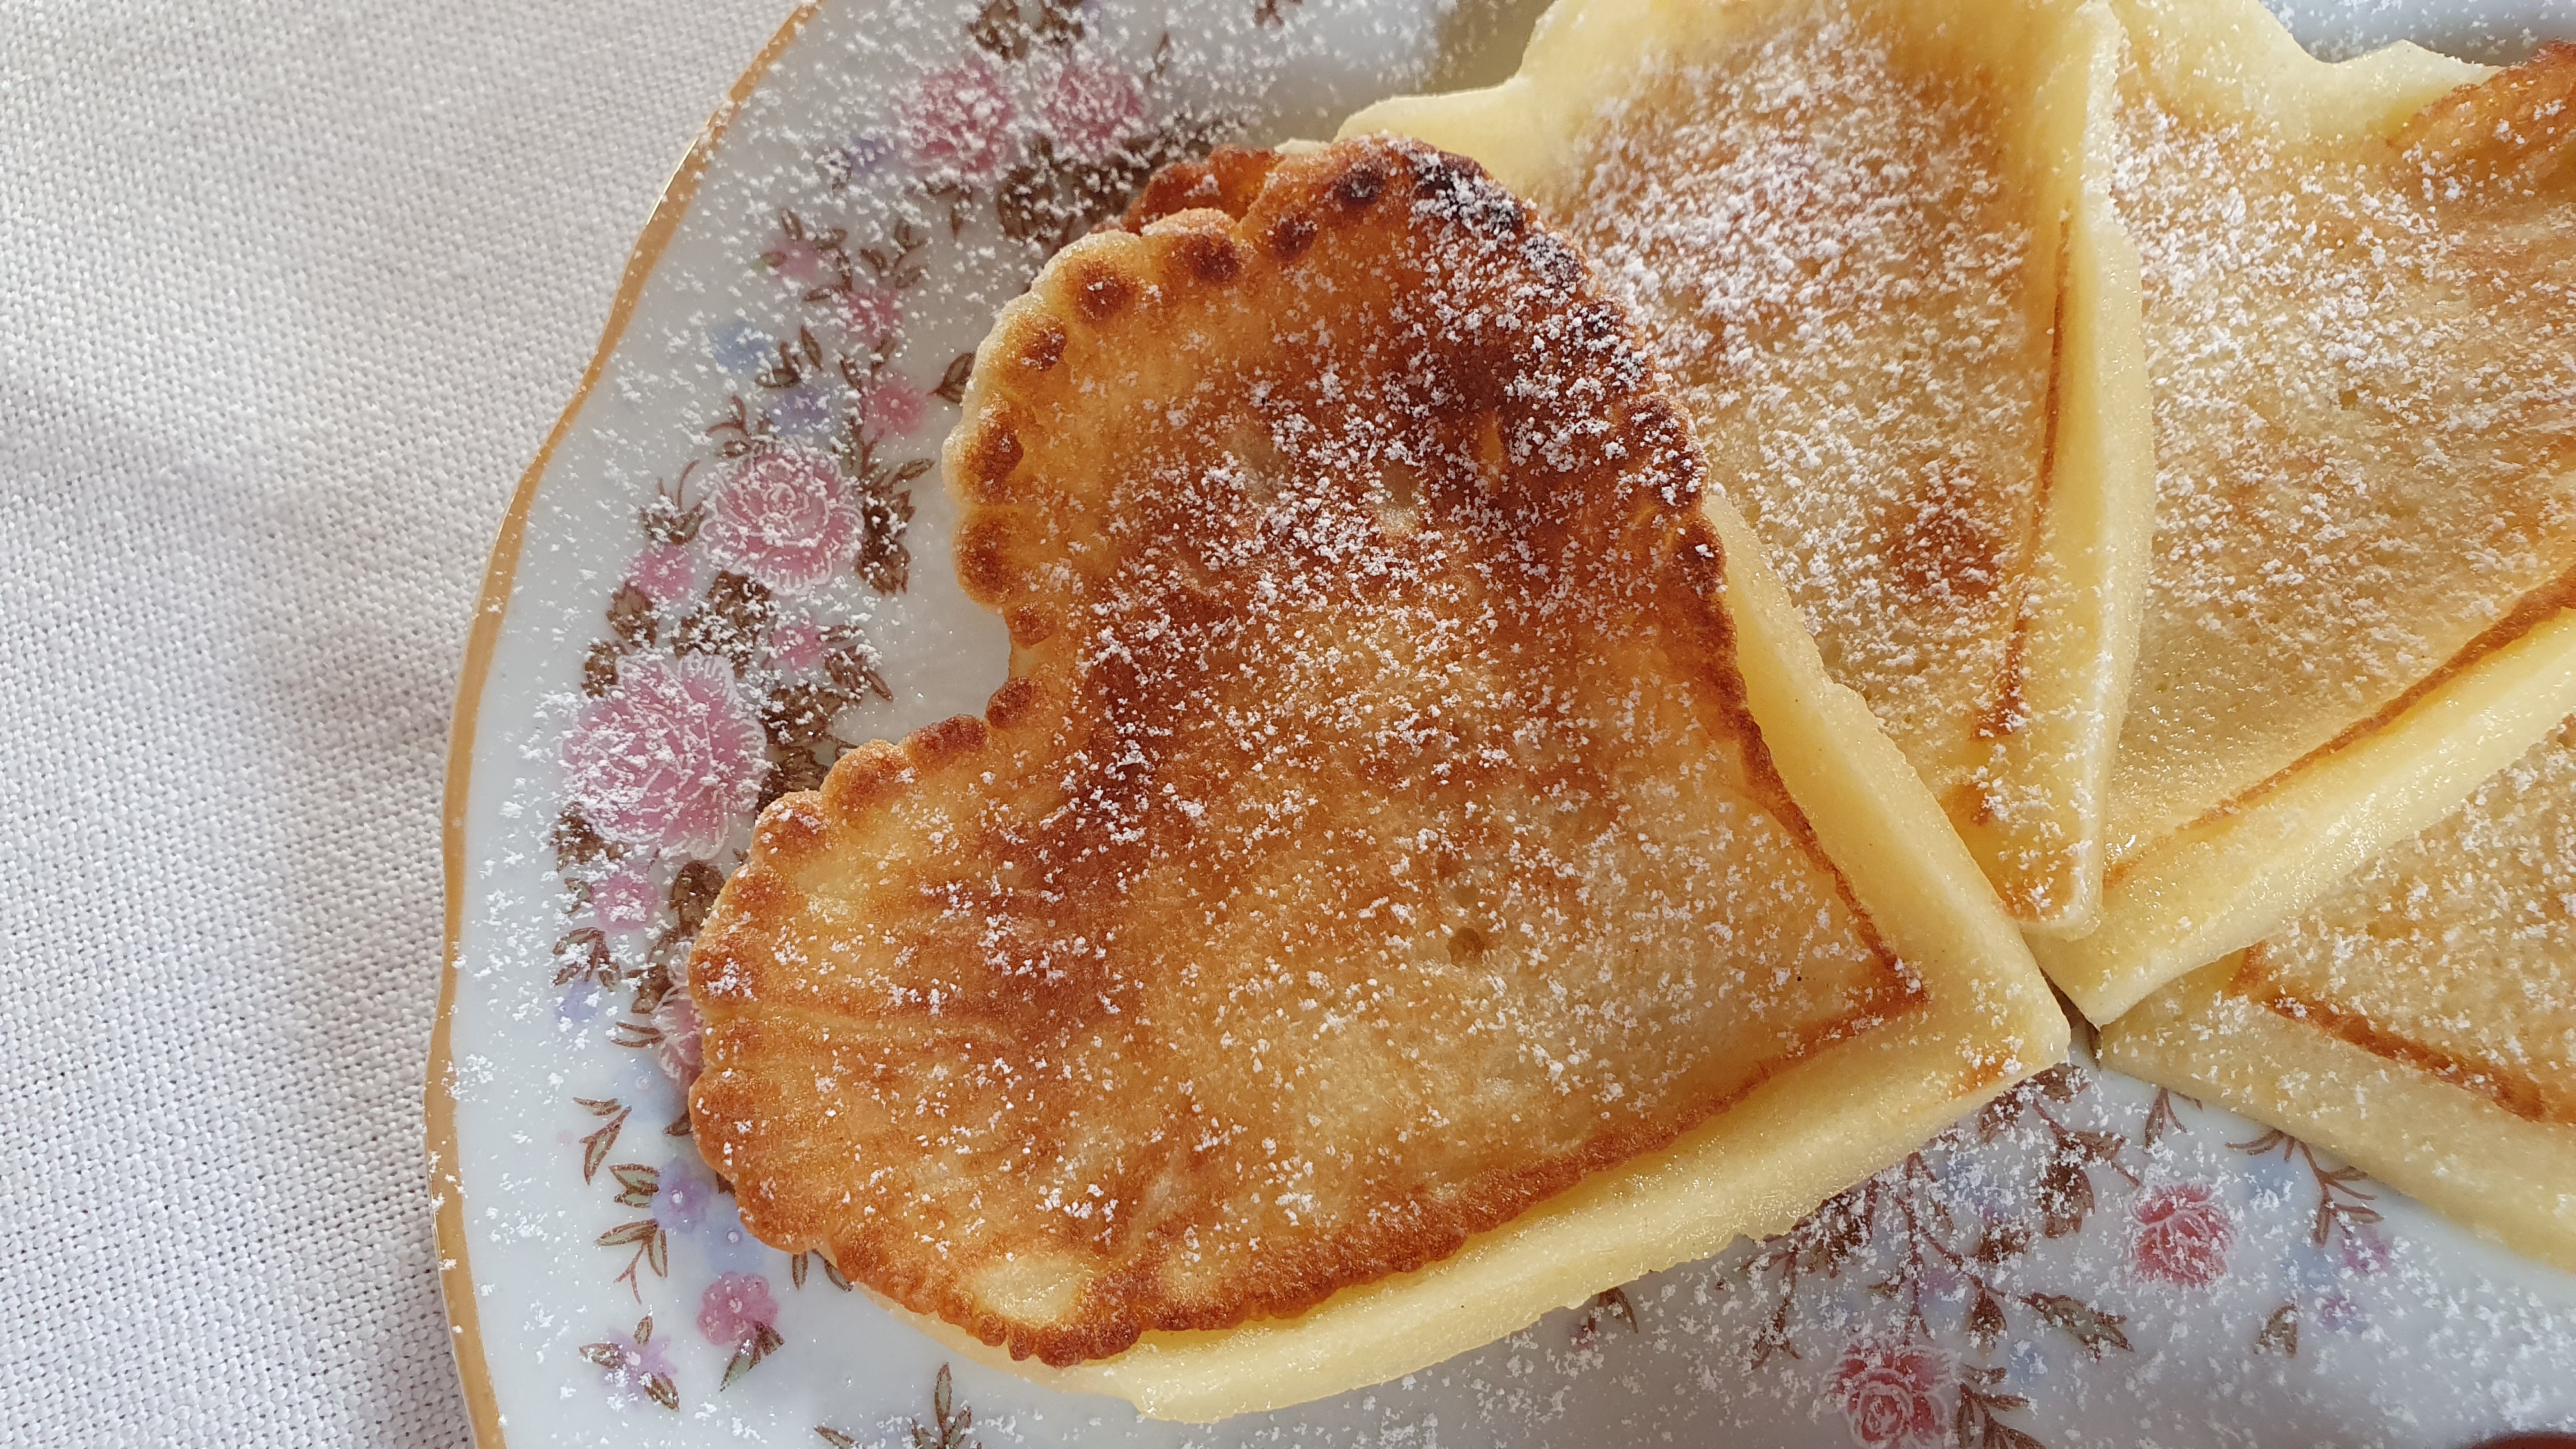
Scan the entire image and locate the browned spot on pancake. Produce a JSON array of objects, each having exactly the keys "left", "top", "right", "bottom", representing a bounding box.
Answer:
[
  {"left": 1974, "top": 624, "right": 2030, "bottom": 747},
  {"left": 1266, "top": 211, "right": 1317, "bottom": 260},
  {"left": 961, "top": 418, "right": 1023, "bottom": 491},
  {"left": 1974, "top": 220, "right": 2072, "bottom": 746},
  {"left": 689, "top": 136, "right": 1922, "bottom": 1370},
  {"left": 821, "top": 739, "right": 909, "bottom": 817},
  {"left": 1331, "top": 157, "right": 1386, "bottom": 209},
  {"left": 1889, "top": 482, "right": 2002, "bottom": 602},
  {"left": 1987, "top": 870, "right": 2052, "bottom": 924},
  {"left": 754, "top": 799, "right": 828, "bottom": 862},
  {"left": 1121, "top": 146, "right": 1280, "bottom": 231},
  {"left": 910, "top": 714, "right": 989, "bottom": 767},
  {"left": 1413, "top": 151, "right": 1522, "bottom": 238},
  {"left": 1124, "top": 158, "right": 1221, "bottom": 226},
  {"left": 710, "top": 866, "right": 790, "bottom": 927},
  {"left": 1006, "top": 604, "right": 1058, "bottom": 648},
  {"left": 2400, "top": 42, "right": 2576, "bottom": 192},
  {"left": 1945, "top": 779, "right": 2002, "bottom": 831},
  {"left": 953, "top": 516, "right": 1020, "bottom": 603},
  {"left": 2232, "top": 949, "right": 2563, "bottom": 1124},
  {"left": 1209, "top": 146, "right": 1282, "bottom": 212},
  {"left": 1018, "top": 320, "right": 1067, "bottom": 371},
  {"left": 1071, "top": 260, "right": 1135, "bottom": 322},
  {"left": 986, "top": 674, "right": 1046, "bottom": 732},
  {"left": 1172, "top": 228, "right": 1243, "bottom": 284}
]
